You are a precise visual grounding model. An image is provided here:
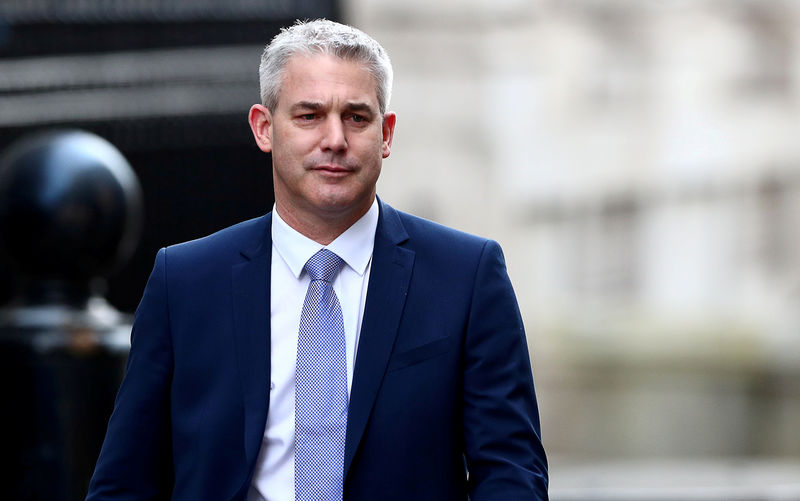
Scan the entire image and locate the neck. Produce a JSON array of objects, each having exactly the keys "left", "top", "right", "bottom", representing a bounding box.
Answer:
[{"left": 275, "top": 198, "right": 374, "bottom": 245}]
